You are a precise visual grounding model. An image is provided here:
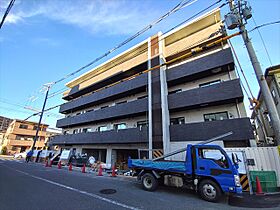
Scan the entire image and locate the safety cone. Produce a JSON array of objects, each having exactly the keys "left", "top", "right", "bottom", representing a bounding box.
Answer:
[
  {"left": 69, "top": 163, "right": 72, "bottom": 171},
  {"left": 111, "top": 165, "right": 116, "bottom": 177},
  {"left": 45, "top": 160, "right": 49, "bottom": 167},
  {"left": 98, "top": 165, "right": 103, "bottom": 176},
  {"left": 49, "top": 160, "right": 53, "bottom": 167},
  {"left": 82, "top": 163, "right": 86, "bottom": 173},
  {"left": 256, "top": 176, "right": 264, "bottom": 195},
  {"left": 58, "top": 161, "right": 62, "bottom": 169}
]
